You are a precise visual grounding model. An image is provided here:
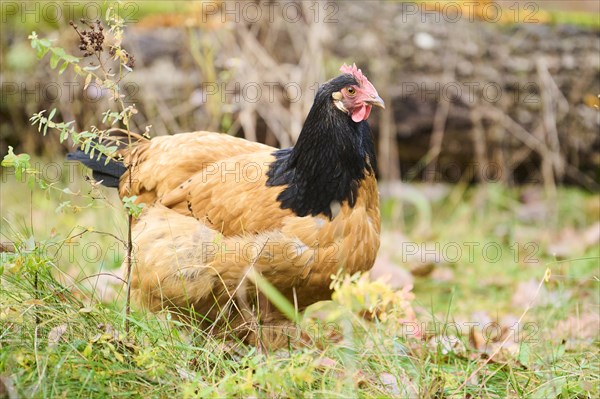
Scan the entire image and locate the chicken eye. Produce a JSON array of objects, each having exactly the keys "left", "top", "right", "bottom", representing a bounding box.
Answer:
[{"left": 346, "top": 87, "right": 356, "bottom": 96}]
